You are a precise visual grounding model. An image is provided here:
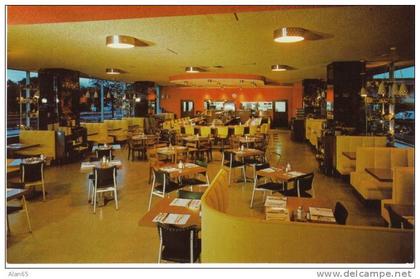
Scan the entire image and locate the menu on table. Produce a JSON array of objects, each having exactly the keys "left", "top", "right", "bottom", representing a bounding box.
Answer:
[
  {"left": 170, "top": 198, "right": 201, "bottom": 210},
  {"left": 264, "top": 196, "right": 287, "bottom": 208},
  {"left": 152, "top": 213, "right": 191, "bottom": 225},
  {"left": 287, "top": 171, "right": 306, "bottom": 177},
  {"left": 309, "top": 207, "right": 336, "bottom": 223}
]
